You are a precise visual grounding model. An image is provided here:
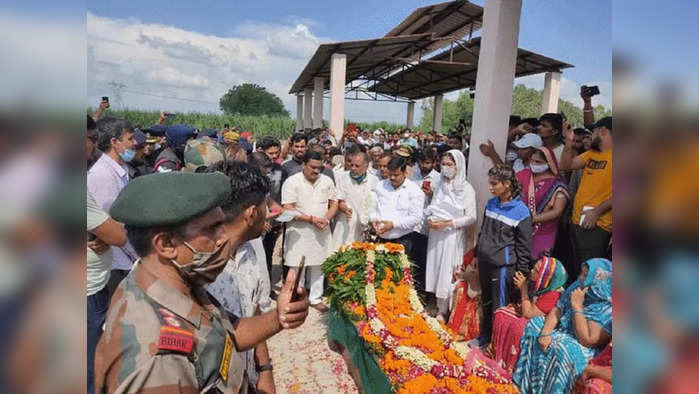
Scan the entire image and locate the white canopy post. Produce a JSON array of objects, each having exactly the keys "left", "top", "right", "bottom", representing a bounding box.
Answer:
[{"left": 466, "top": 0, "right": 523, "bottom": 234}]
